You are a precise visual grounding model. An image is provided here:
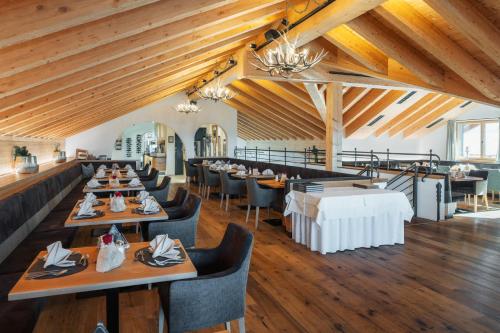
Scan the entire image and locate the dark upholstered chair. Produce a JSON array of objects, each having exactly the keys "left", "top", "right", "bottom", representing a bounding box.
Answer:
[
  {"left": 184, "top": 161, "right": 198, "bottom": 187},
  {"left": 196, "top": 164, "right": 206, "bottom": 197},
  {"left": 452, "top": 170, "right": 489, "bottom": 212},
  {"left": 136, "top": 162, "right": 151, "bottom": 177},
  {"left": 245, "top": 177, "right": 277, "bottom": 229},
  {"left": 157, "top": 223, "right": 254, "bottom": 333},
  {"left": 141, "top": 168, "right": 159, "bottom": 190},
  {"left": 161, "top": 187, "right": 188, "bottom": 219},
  {"left": 202, "top": 165, "right": 220, "bottom": 199},
  {"left": 148, "top": 176, "right": 171, "bottom": 205},
  {"left": 219, "top": 171, "right": 245, "bottom": 211},
  {"left": 141, "top": 194, "right": 201, "bottom": 248}
]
